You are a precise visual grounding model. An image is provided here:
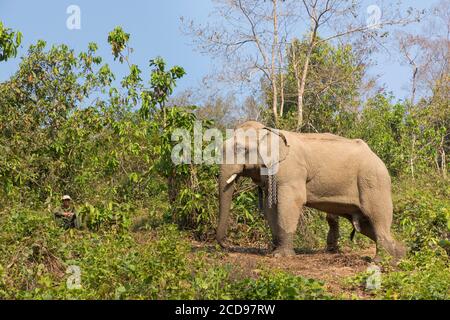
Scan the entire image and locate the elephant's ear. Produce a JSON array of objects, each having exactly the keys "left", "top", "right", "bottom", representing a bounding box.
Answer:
[{"left": 257, "top": 127, "right": 290, "bottom": 169}]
